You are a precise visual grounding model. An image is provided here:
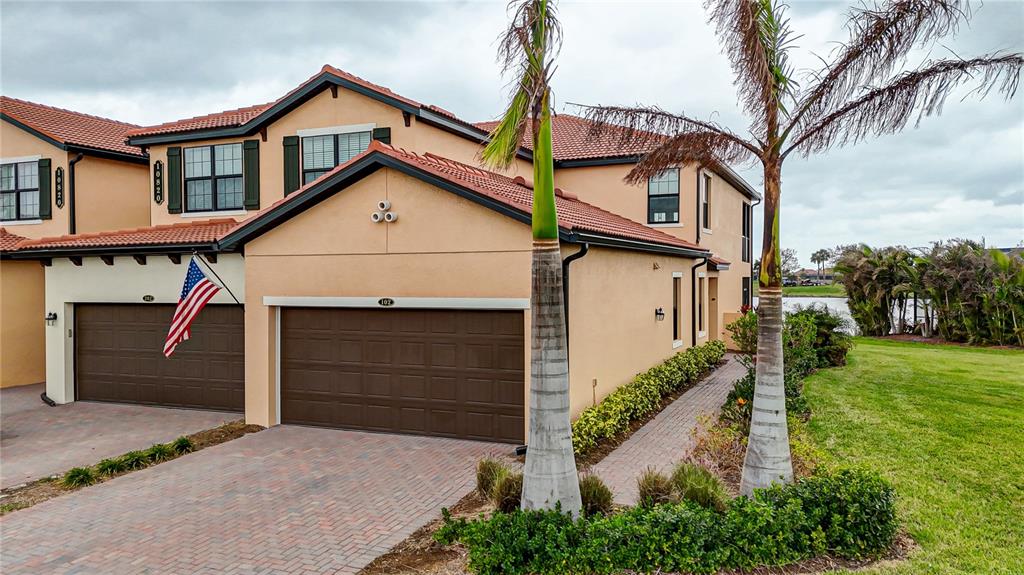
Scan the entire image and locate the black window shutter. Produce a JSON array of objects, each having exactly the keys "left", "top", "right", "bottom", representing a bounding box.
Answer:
[
  {"left": 166, "top": 147, "right": 182, "bottom": 213},
  {"left": 243, "top": 139, "right": 260, "bottom": 209},
  {"left": 37, "top": 158, "right": 52, "bottom": 219},
  {"left": 283, "top": 136, "right": 300, "bottom": 196},
  {"left": 372, "top": 127, "right": 391, "bottom": 145}
]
